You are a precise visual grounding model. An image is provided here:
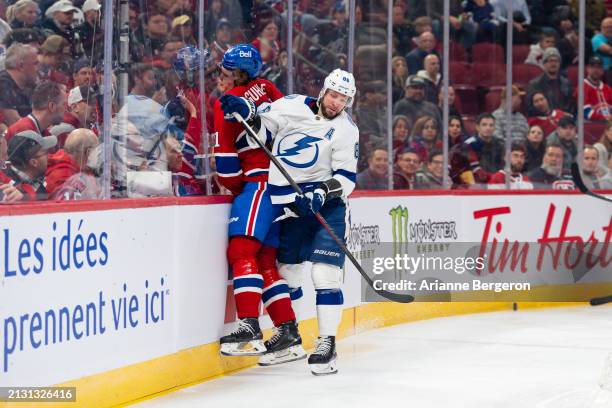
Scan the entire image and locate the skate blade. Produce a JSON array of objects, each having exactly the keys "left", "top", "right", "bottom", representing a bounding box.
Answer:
[
  {"left": 220, "top": 340, "right": 266, "bottom": 356},
  {"left": 258, "top": 345, "right": 307, "bottom": 366},
  {"left": 309, "top": 359, "right": 338, "bottom": 376}
]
